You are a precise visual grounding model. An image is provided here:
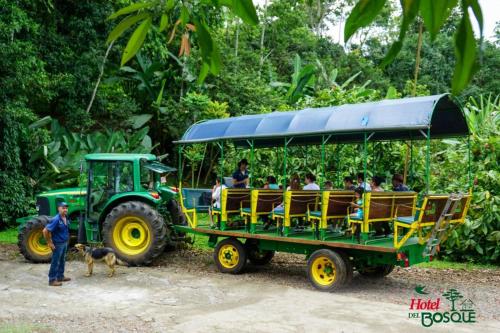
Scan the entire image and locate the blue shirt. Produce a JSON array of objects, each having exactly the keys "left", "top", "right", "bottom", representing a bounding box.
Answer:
[
  {"left": 232, "top": 169, "right": 248, "bottom": 188},
  {"left": 393, "top": 183, "right": 409, "bottom": 191},
  {"left": 46, "top": 214, "right": 70, "bottom": 244},
  {"left": 268, "top": 183, "right": 280, "bottom": 190}
]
